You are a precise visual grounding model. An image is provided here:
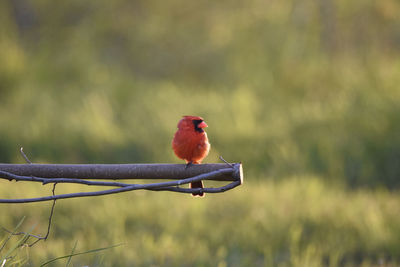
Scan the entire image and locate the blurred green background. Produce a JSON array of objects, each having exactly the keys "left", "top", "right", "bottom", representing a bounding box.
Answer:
[{"left": 1, "top": 0, "right": 400, "bottom": 266}]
